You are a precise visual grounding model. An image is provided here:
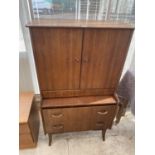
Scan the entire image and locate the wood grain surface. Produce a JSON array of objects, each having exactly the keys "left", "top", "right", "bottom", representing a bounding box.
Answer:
[
  {"left": 30, "top": 28, "right": 83, "bottom": 91},
  {"left": 81, "top": 29, "right": 133, "bottom": 89},
  {"left": 42, "top": 95, "right": 117, "bottom": 108},
  {"left": 19, "top": 92, "right": 34, "bottom": 123}
]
